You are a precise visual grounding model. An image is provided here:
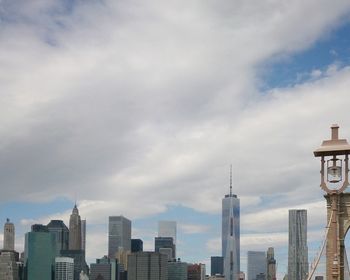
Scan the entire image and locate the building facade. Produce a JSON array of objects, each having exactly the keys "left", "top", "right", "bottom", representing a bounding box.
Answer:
[
  {"left": 108, "top": 216, "right": 131, "bottom": 258},
  {"left": 155, "top": 237, "right": 175, "bottom": 260},
  {"left": 158, "top": 221, "right": 176, "bottom": 258},
  {"left": 69, "top": 205, "right": 82, "bottom": 250},
  {"left": 288, "top": 209, "right": 308, "bottom": 280},
  {"left": 47, "top": 220, "right": 69, "bottom": 253},
  {"left": 55, "top": 257, "right": 74, "bottom": 280},
  {"left": 81, "top": 219, "right": 86, "bottom": 252},
  {"left": 266, "top": 248, "right": 276, "bottom": 280},
  {"left": 24, "top": 225, "right": 56, "bottom": 280},
  {"left": 247, "top": 251, "right": 266, "bottom": 280},
  {"left": 222, "top": 186, "right": 240, "bottom": 280},
  {"left": 128, "top": 252, "right": 168, "bottom": 280},
  {"left": 131, "top": 239, "right": 143, "bottom": 253},
  {"left": 211, "top": 256, "right": 224, "bottom": 276},
  {"left": 0, "top": 251, "right": 19, "bottom": 280},
  {"left": 3, "top": 218, "right": 15, "bottom": 251},
  {"left": 168, "top": 260, "right": 187, "bottom": 280},
  {"left": 60, "top": 249, "right": 89, "bottom": 280},
  {"left": 90, "top": 256, "right": 118, "bottom": 280}
]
